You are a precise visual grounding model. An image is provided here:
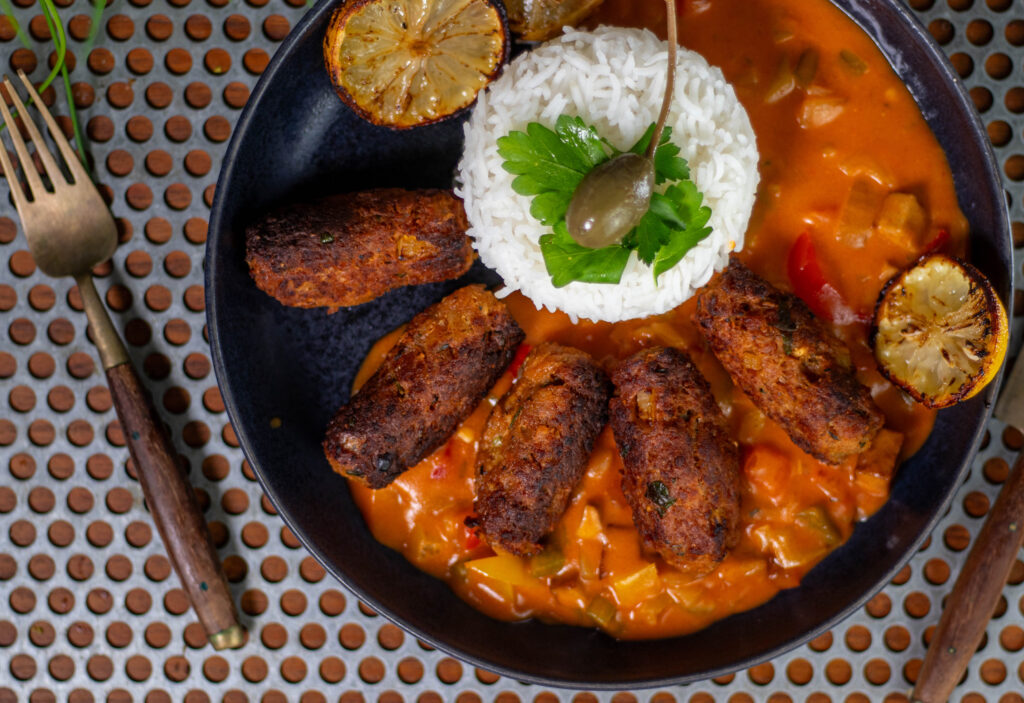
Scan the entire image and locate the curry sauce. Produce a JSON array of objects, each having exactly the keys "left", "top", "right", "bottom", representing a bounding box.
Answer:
[{"left": 345, "top": 0, "right": 961, "bottom": 639}]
